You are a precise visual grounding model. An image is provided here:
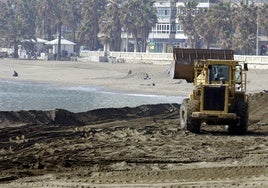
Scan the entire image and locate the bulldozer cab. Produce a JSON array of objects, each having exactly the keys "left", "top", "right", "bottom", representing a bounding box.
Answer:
[
  {"left": 194, "top": 59, "right": 247, "bottom": 92},
  {"left": 209, "top": 64, "right": 229, "bottom": 82}
]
